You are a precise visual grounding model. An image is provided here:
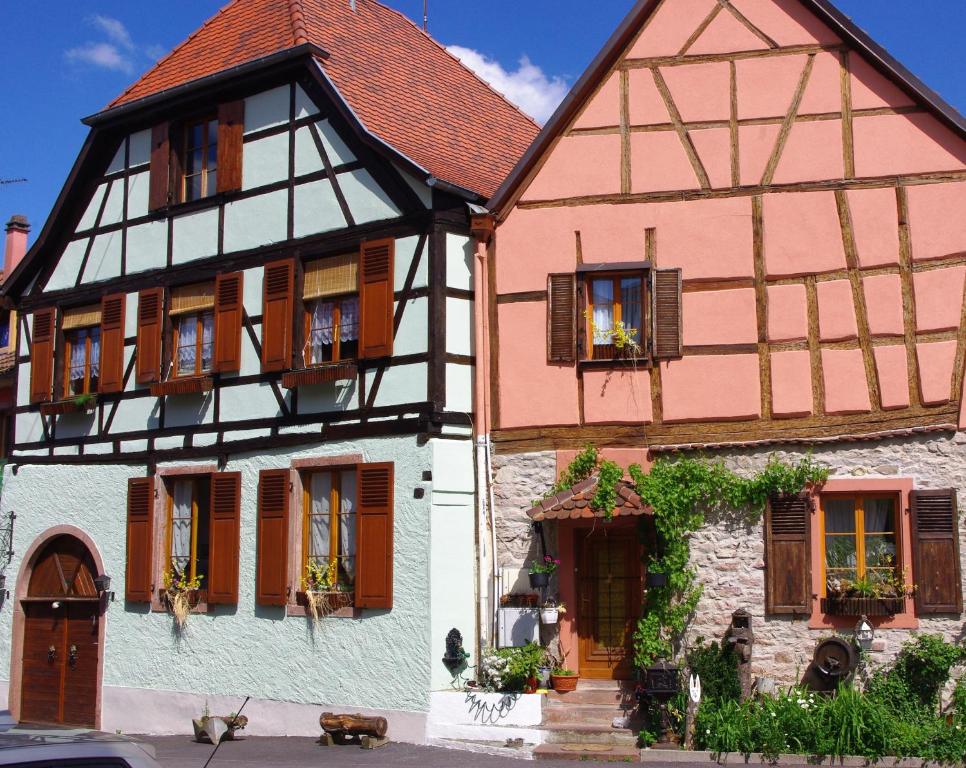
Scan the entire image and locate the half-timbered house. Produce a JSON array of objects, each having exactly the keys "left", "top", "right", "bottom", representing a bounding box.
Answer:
[
  {"left": 1, "top": 0, "right": 537, "bottom": 739},
  {"left": 480, "top": 0, "right": 965, "bottom": 706}
]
